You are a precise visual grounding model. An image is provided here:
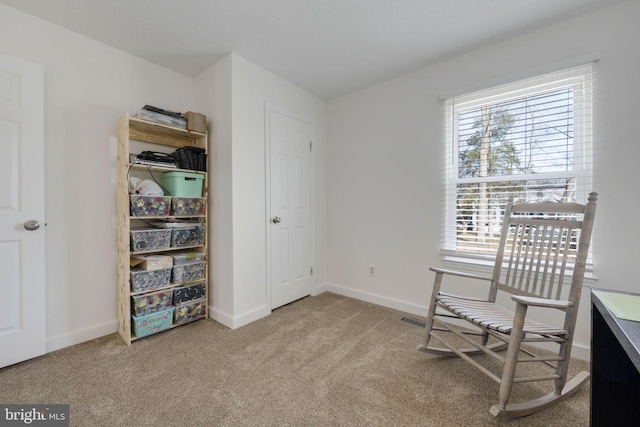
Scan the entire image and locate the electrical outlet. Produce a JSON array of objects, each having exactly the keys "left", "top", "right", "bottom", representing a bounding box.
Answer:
[{"left": 369, "top": 265, "right": 376, "bottom": 277}]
